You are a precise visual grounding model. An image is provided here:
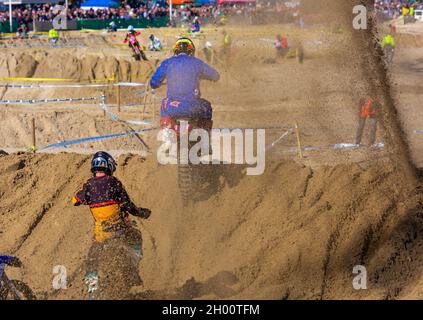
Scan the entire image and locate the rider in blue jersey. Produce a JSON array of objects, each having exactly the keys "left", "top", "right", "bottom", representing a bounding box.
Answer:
[{"left": 150, "top": 37, "right": 220, "bottom": 124}]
